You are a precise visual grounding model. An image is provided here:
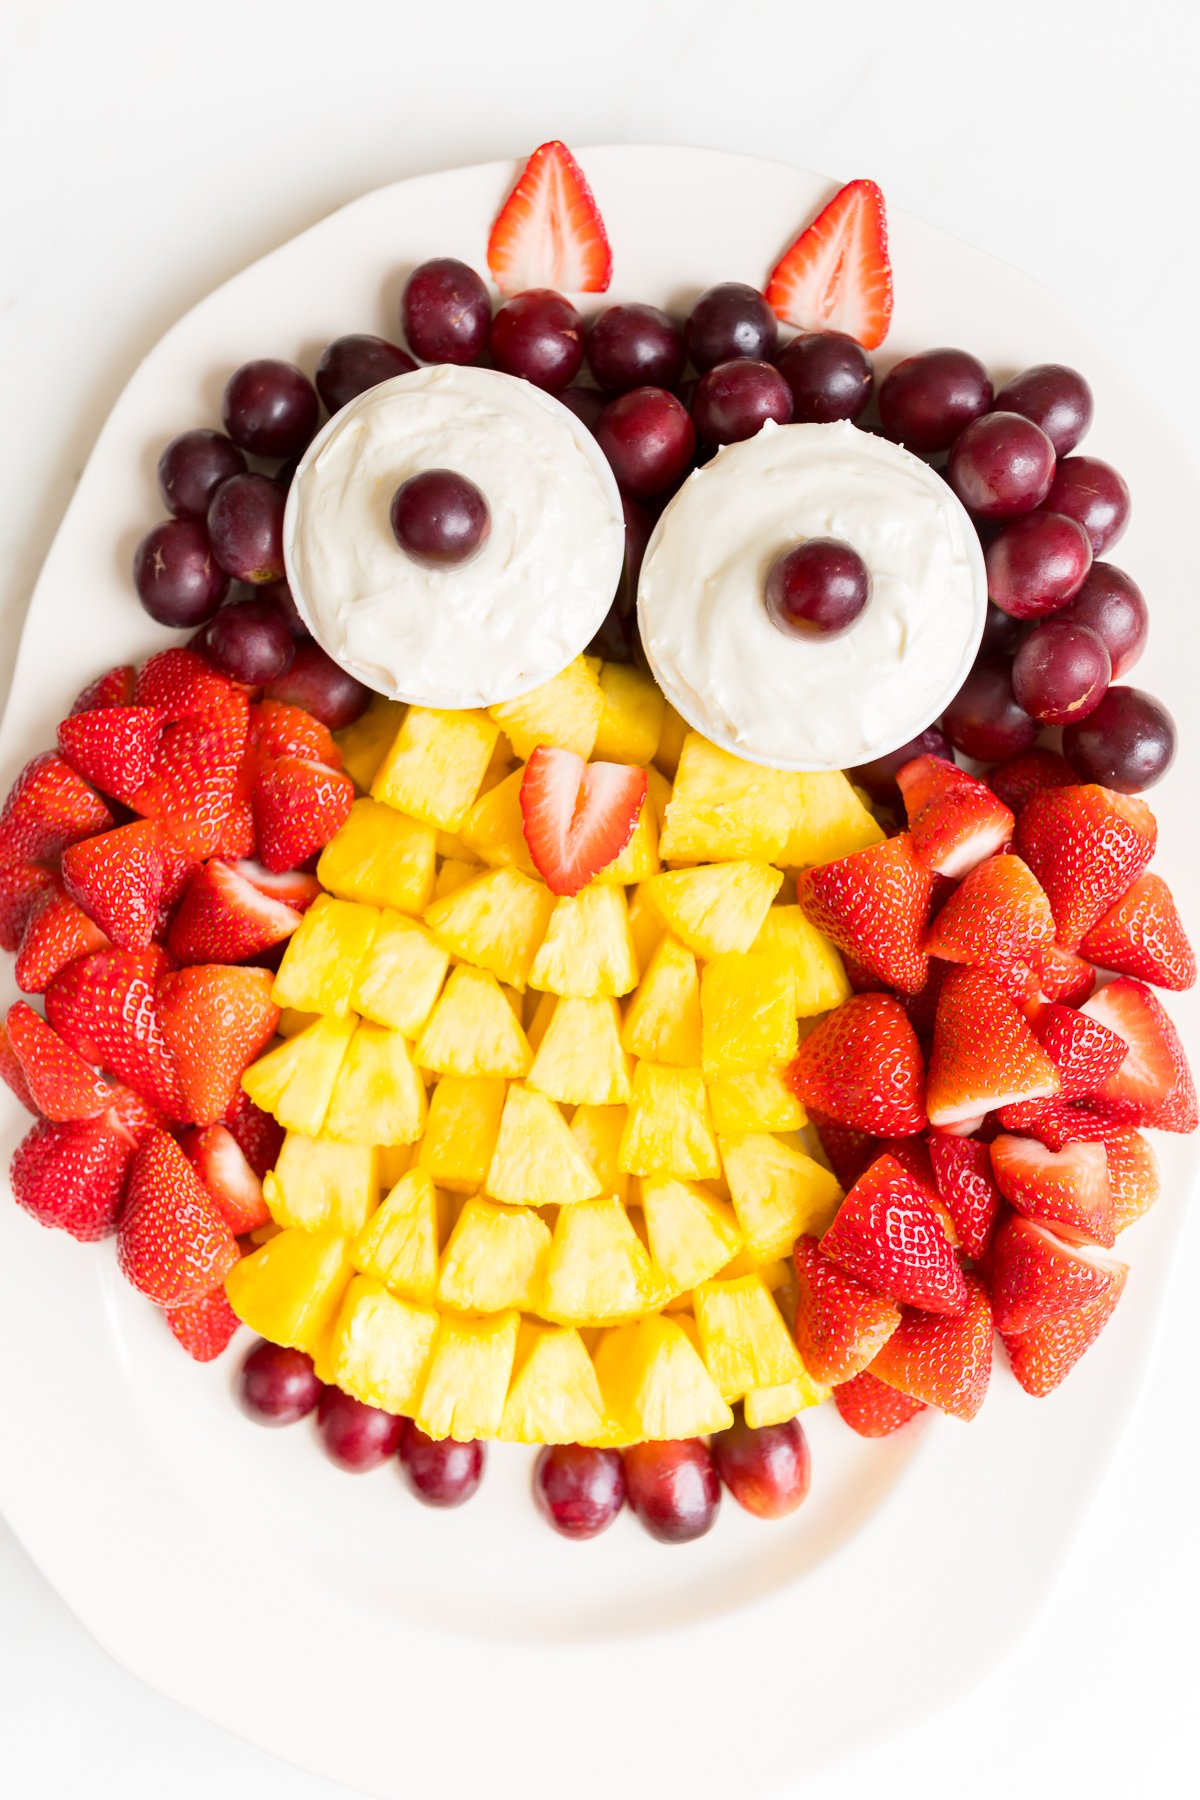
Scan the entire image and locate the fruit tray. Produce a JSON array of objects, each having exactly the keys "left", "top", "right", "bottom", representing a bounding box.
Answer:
[{"left": 1, "top": 146, "right": 1197, "bottom": 1799}]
